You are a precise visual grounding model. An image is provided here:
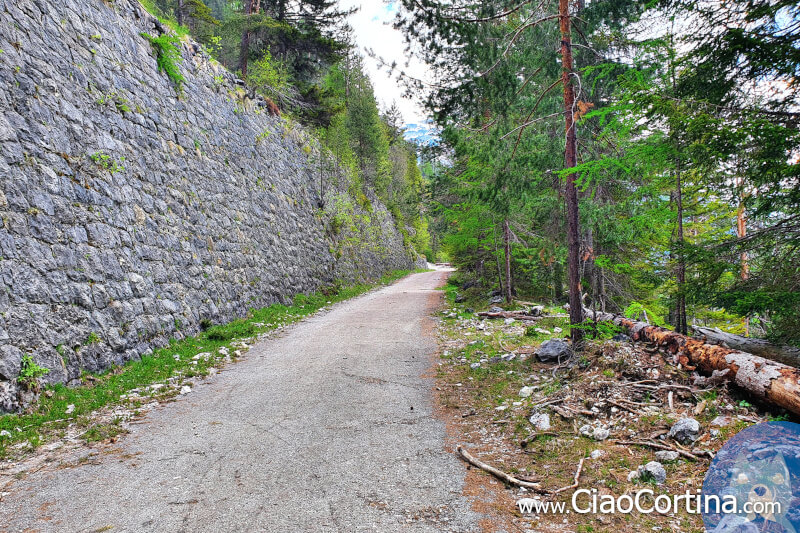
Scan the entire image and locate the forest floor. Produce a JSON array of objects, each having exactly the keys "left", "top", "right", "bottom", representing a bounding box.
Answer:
[{"left": 434, "top": 282, "right": 789, "bottom": 533}]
